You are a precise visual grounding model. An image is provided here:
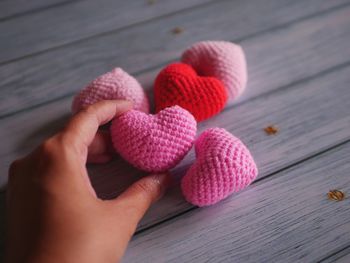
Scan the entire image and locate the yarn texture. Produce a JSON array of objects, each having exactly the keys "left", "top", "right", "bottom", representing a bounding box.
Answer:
[
  {"left": 154, "top": 63, "right": 227, "bottom": 122},
  {"left": 182, "top": 41, "right": 247, "bottom": 101},
  {"left": 111, "top": 106, "right": 197, "bottom": 172},
  {"left": 72, "top": 68, "right": 149, "bottom": 113},
  {"left": 181, "top": 128, "right": 258, "bottom": 207}
]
